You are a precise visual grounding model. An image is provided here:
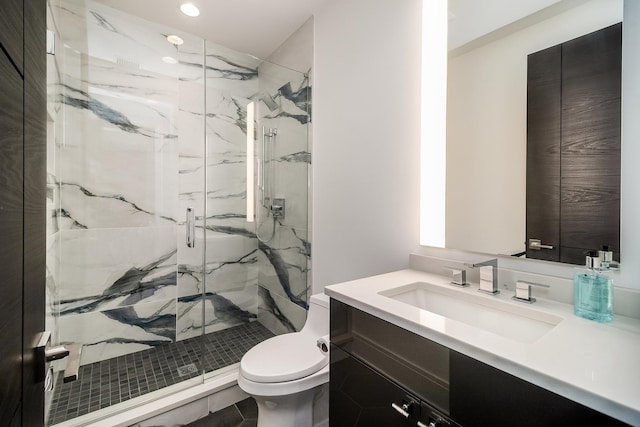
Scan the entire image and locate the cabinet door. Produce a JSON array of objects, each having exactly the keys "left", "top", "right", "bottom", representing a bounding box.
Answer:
[
  {"left": 330, "top": 345, "right": 421, "bottom": 427},
  {"left": 526, "top": 44, "right": 561, "bottom": 262},
  {"left": 0, "top": 0, "right": 24, "bottom": 74},
  {"left": 527, "top": 23, "right": 621, "bottom": 265},
  {"left": 0, "top": 49, "right": 24, "bottom": 425},
  {"left": 560, "top": 23, "right": 621, "bottom": 264},
  {"left": 450, "top": 351, "right": 627, "bottom": 426}
]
